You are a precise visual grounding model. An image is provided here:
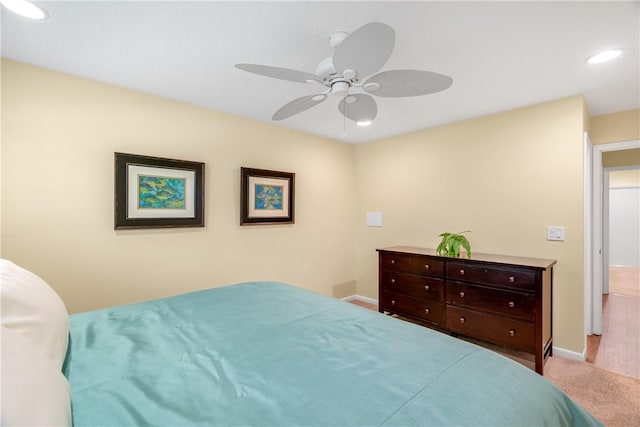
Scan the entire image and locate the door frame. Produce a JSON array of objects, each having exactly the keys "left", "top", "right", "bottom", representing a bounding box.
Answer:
[{"left": 588, "top": 139, "right": 640, "bottom": 335}]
